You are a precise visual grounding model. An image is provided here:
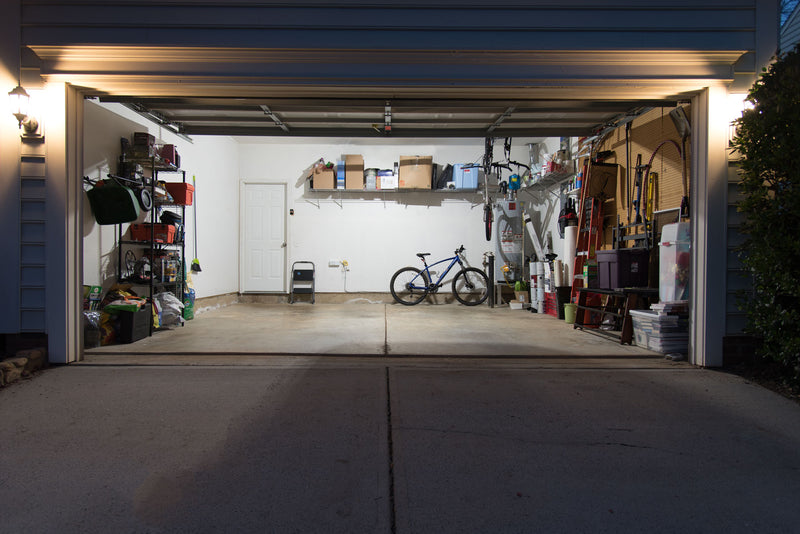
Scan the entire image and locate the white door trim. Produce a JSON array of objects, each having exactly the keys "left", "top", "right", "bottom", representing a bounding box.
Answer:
[
  {"left": 49, "top": 83, "right": 84, "bottom": 363},
  {"left": 690, "top": 86, "right": 728, "bottom": 367}
]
